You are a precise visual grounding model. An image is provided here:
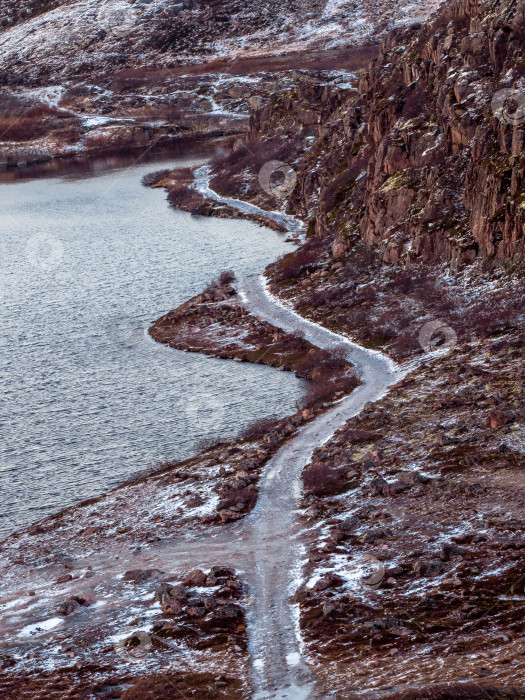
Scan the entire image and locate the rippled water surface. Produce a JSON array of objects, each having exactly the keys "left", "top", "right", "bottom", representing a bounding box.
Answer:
[{"left": 0, "top": 152, "right": 304, "bottom": 537}]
